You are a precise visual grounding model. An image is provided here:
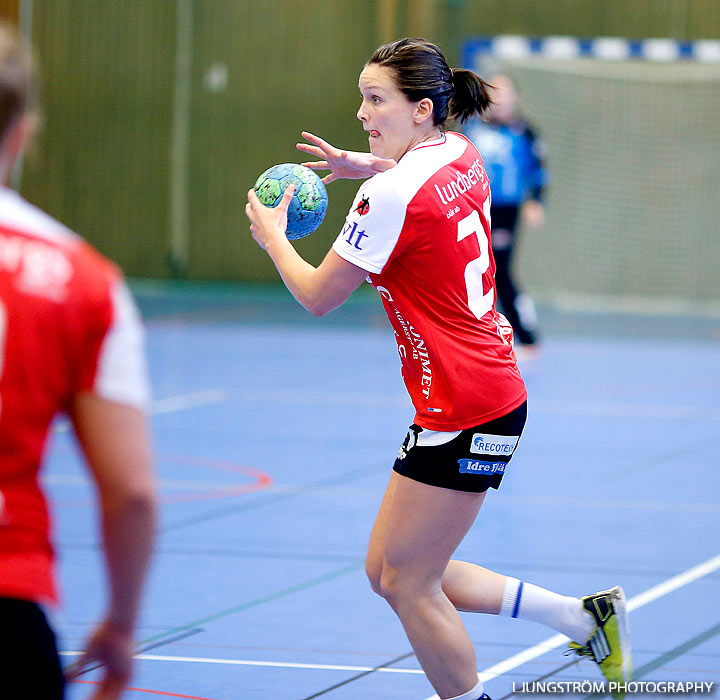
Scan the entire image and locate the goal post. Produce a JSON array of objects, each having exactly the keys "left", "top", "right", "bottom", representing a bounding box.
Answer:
[{"left": 463, "top": 36, "right": 720, "bottom": 312}]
